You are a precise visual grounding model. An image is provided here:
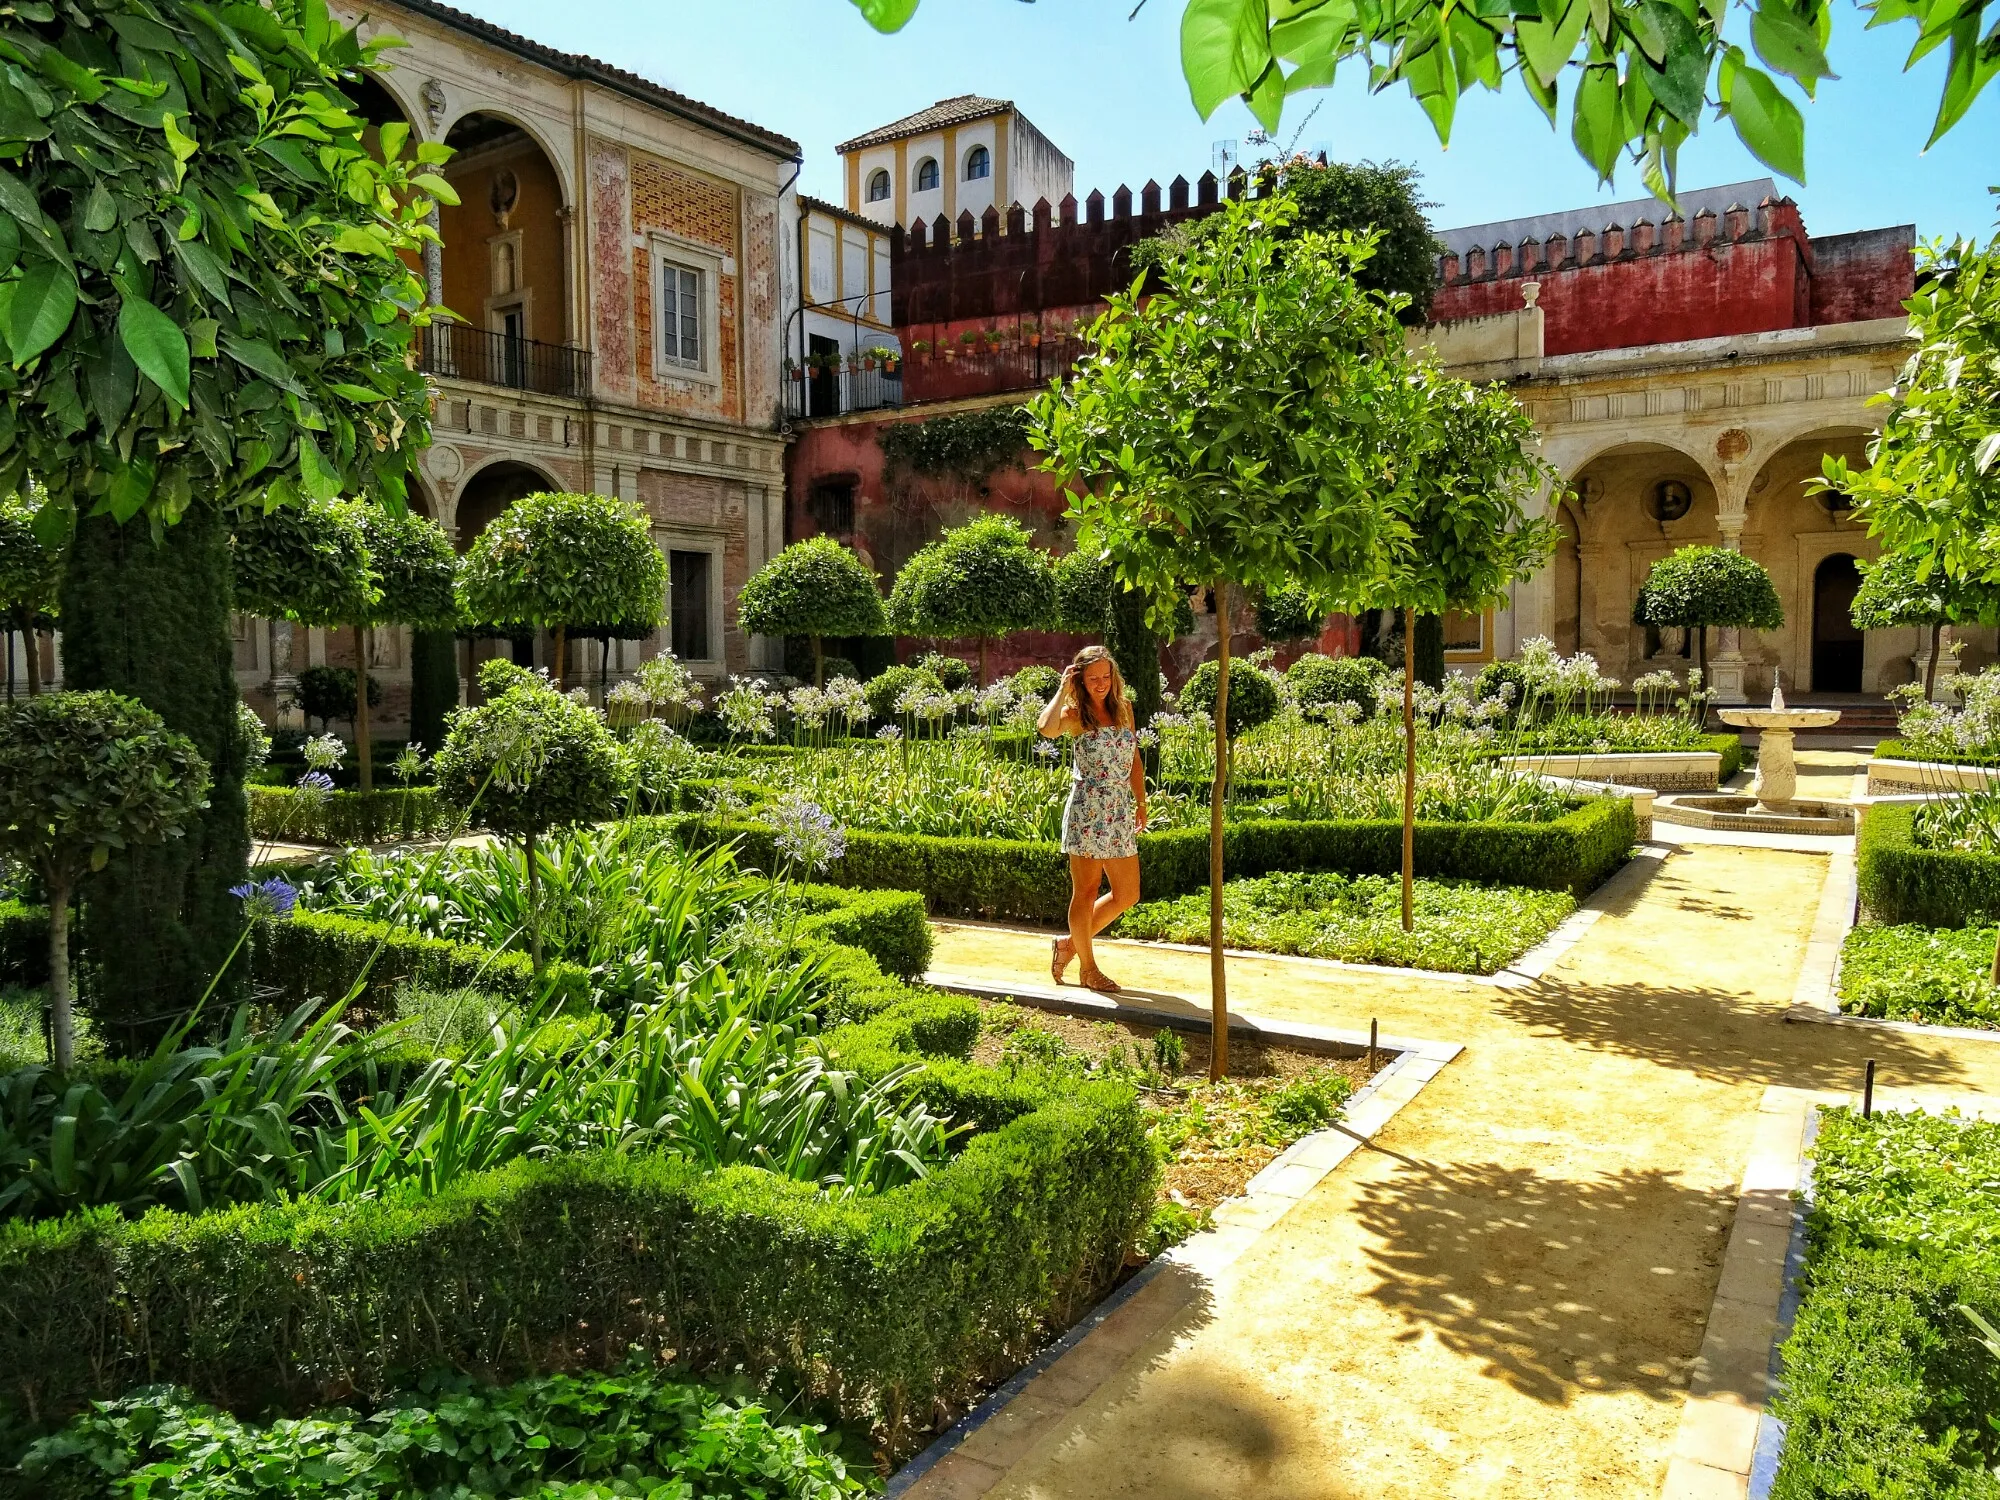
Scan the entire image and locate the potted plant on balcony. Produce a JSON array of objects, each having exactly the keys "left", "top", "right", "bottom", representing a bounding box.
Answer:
[
  {"left": 910, "top": 339, "right": 932, "bottom": 361},
  {"left": 861, "top": 351, "right": 876, "bottom": 371},
  {"left": 958, "top": 330, "right": 980, "bottom": 356},
  {"left": 784, "top": 357, "right": 804, "bottom": 382},
  {"left": 1024, "top": 319, "right": 1042, "bottom": 348},
  {"left": 874, "top": 346, "right": 900, "bottom": 375},
  {"left": 983, "top": 328, "right": 1004, "bottom": 351}
]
